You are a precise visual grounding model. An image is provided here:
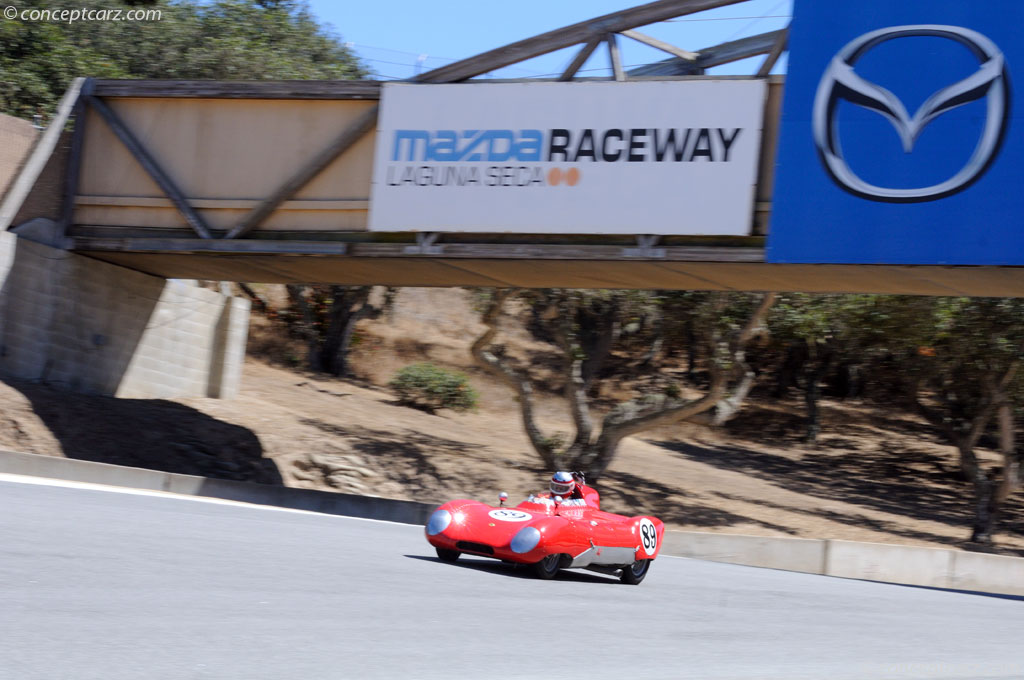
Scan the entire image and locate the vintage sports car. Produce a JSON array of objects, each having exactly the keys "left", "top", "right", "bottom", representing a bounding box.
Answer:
[{"left": 424, "top": 483, "right": 664, "bottom": 584}]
